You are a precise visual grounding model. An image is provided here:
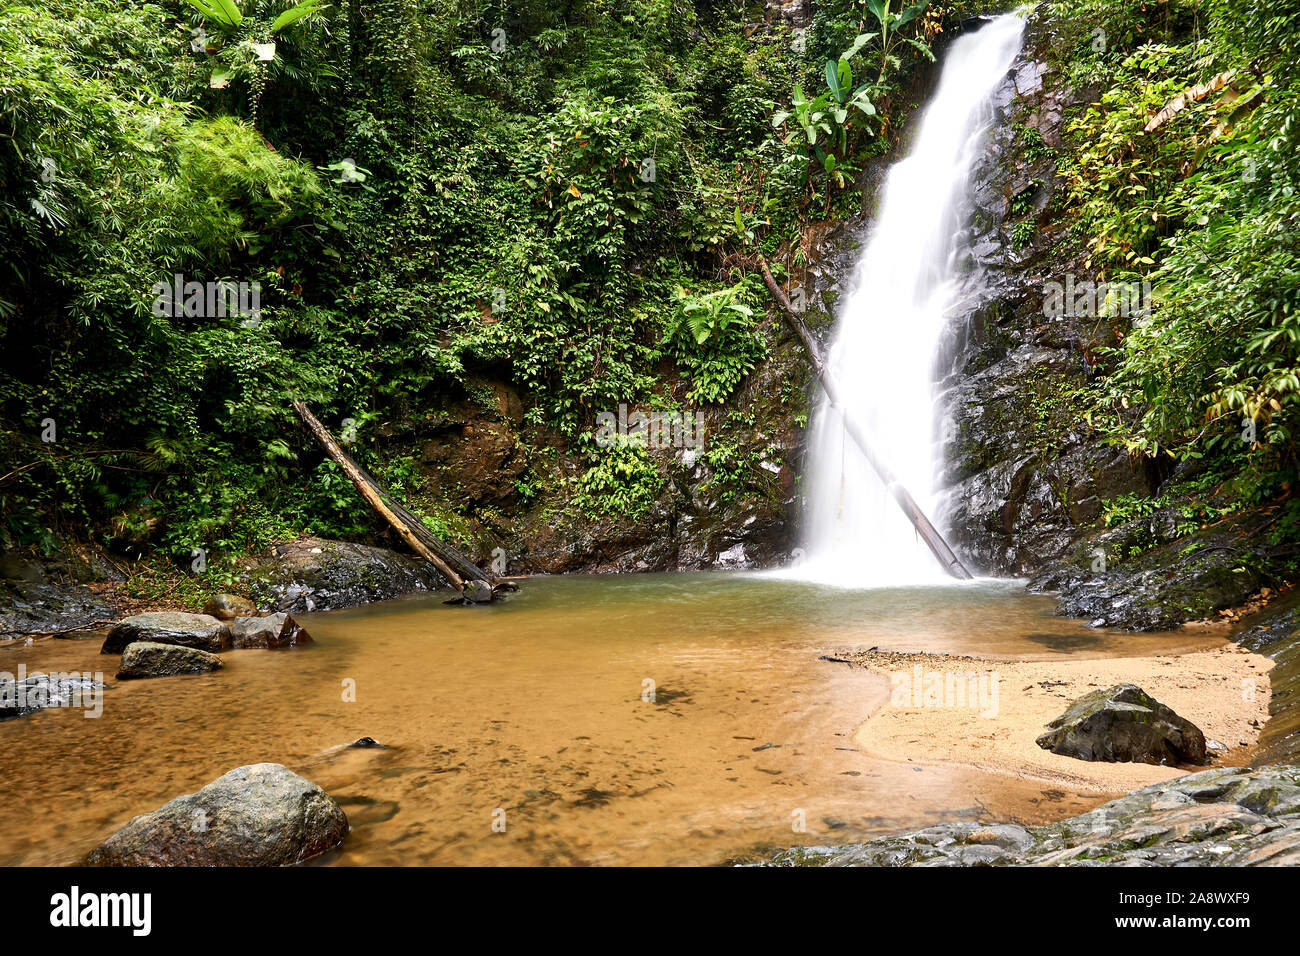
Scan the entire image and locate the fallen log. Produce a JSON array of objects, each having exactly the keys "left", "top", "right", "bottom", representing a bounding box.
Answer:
[
  {"left": 291, "top": 401, "right": 503, "bottom": 601},
  {"left": 758, "top": 256, "right": 974, "bottom": 580}
]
